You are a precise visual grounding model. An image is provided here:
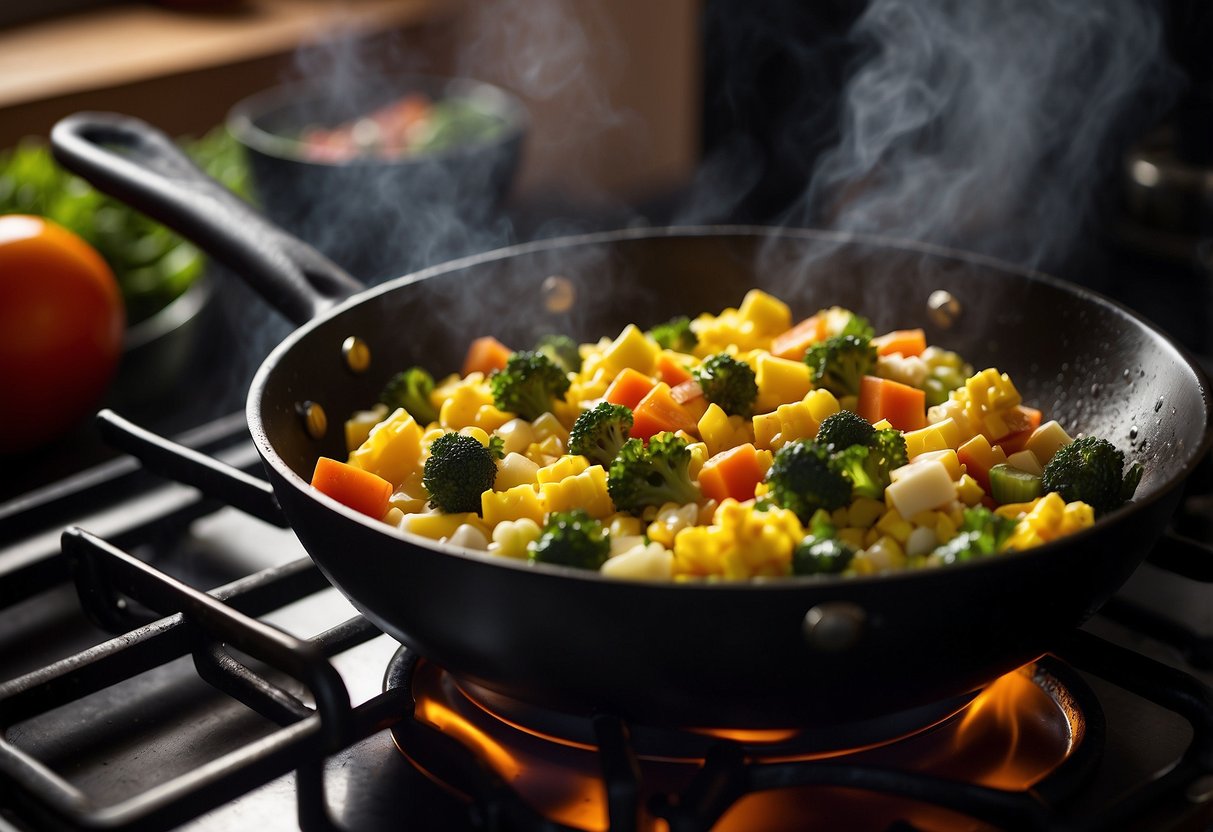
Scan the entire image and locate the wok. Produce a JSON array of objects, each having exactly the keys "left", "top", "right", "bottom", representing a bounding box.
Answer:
[{"left": 51, "top": 113, "right": 1213, "bottom": 731}]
